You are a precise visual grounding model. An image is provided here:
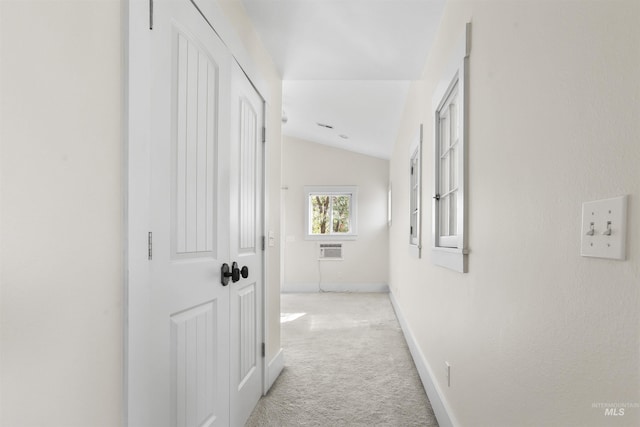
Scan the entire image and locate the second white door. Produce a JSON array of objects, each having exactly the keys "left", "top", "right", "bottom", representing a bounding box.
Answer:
[{"left": 229, "top": 60, "right": 265, "bottom": 427}]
